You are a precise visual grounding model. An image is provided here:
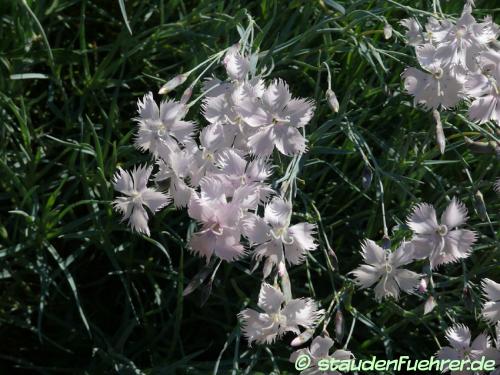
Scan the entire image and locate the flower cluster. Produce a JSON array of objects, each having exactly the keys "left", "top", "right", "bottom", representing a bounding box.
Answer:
[
  {"left": 113, "top": 46, "right": 318, "bottom": 265},
  {"left": 351, "top": 198, "right": 477, "bottom": 300},
  {"left": 401, "top": 2, "right": 500, "bottom": 156},
  {"left": 113, "top": 41, "right": 326, "bottom": 347},
  {"left": 401, "top": 2, "right": 499, "bottom": 122}
]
